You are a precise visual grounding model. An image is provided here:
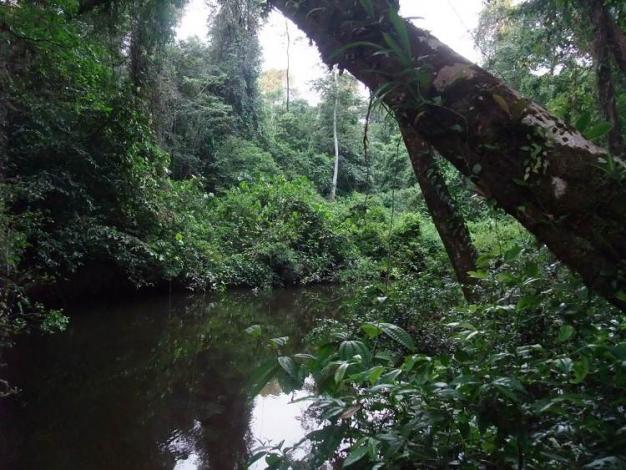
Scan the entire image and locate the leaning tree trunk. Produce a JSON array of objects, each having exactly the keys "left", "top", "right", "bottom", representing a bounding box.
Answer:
[
  {"left": 270, "top": 0, "right": 626, "bottom": 310},
  {"left": 400, "top": 125, "right": 478, "bottom": 301},
  {"left": 590, "top": 0, "right": 624, "bottom": 157}
]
